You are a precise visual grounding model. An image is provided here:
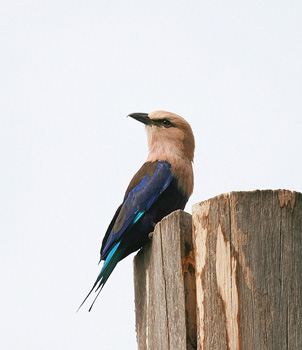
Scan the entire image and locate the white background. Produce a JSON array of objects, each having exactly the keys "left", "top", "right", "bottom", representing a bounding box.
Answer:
[{"left": 1, "top": 1, "right": 301, "bottom": 349}]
